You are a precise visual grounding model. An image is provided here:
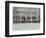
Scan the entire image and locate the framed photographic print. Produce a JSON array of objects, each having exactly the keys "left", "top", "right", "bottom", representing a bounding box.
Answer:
[{"left": 5, "top": 1, "right": 45, "bottom": 37}]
